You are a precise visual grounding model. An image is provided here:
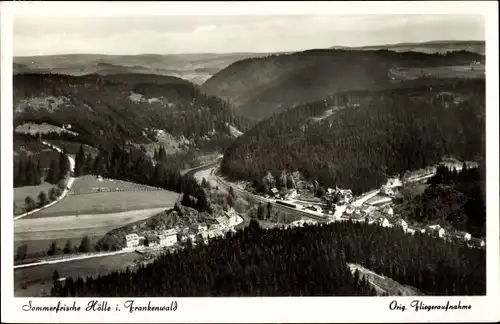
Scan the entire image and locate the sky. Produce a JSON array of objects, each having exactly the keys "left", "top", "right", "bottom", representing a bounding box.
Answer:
[{"left": 13, "top": 14, "right": 485, "bottom": 56}]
